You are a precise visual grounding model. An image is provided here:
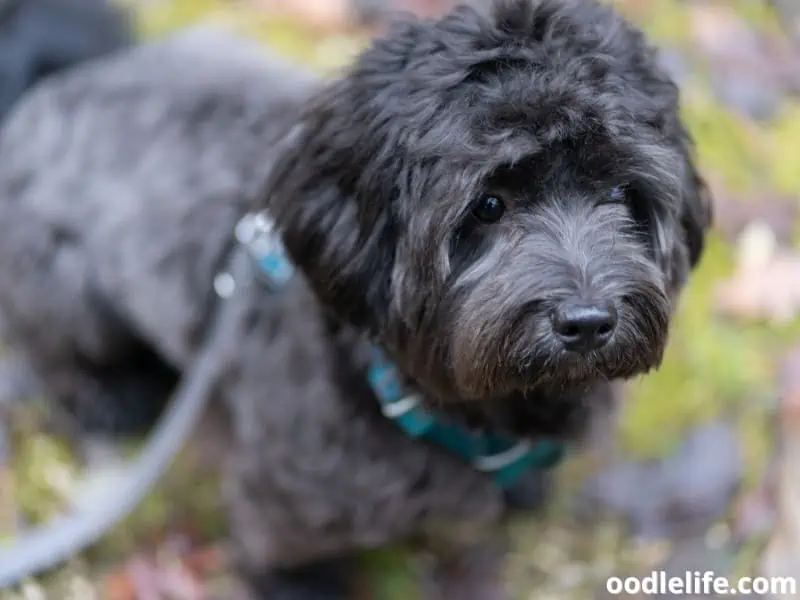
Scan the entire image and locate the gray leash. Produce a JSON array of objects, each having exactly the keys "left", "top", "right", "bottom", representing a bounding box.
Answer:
[{"left": 0, "top": 249, "right": 245, "bottom": 588}]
